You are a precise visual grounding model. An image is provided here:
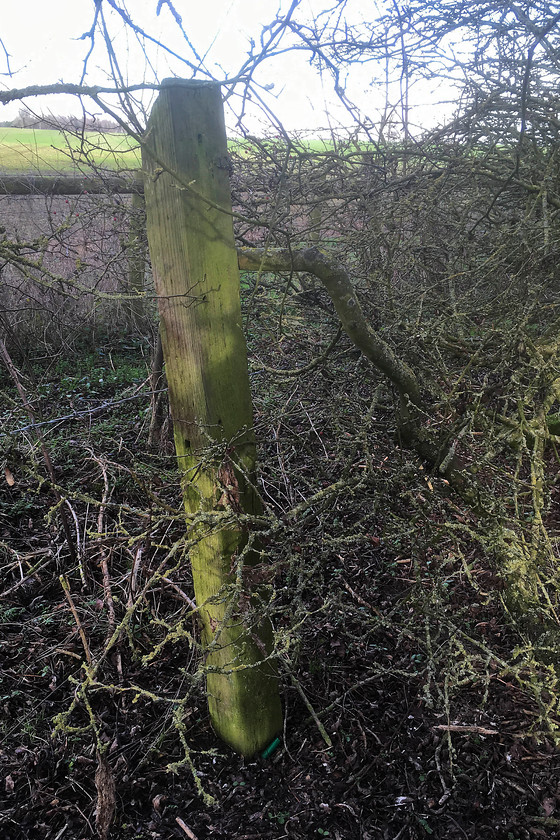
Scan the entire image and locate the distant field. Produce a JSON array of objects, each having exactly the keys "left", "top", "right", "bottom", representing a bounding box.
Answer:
[
  {"left": 0, "top": 127, "right": 141, "bottom": 173},
  {"left": 0, "top": 127, "right": 282, "bottom": 174},
  {"left": 0, "top": 126, "right": 379, "bottom": 177}
]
